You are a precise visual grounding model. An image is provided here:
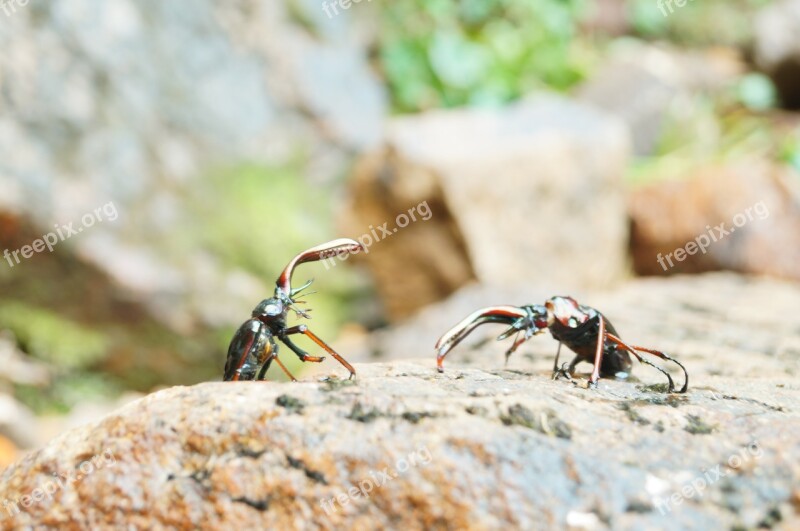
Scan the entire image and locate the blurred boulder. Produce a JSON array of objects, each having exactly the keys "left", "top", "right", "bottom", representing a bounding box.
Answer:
[
  {"left": 0, "top": 394, "right": 37, "bottom": 450},
  {"left": 754, "top": 0, "right": 800, "bottom": 109},
  {"left": 0, "top": 333, "right": 50, "bottom": 388},
  {"left": 629, "top": 161, "right": 800, "bottom": 280},
  {"left": 577, "top": 43, "right": 743, "bottom": 155},
  {"left": 344, "top": 94, "right": 630, "bottom": 320},
  {"left": 0, "top": 0, "right": 385, "bottom": 332}
]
